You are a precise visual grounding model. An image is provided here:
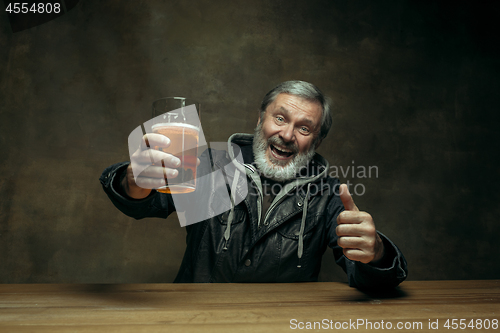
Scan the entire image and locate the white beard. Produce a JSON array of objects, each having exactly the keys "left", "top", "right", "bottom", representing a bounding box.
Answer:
[{"left": 252, "top": 123, "right": 316, "bottom": 182}]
